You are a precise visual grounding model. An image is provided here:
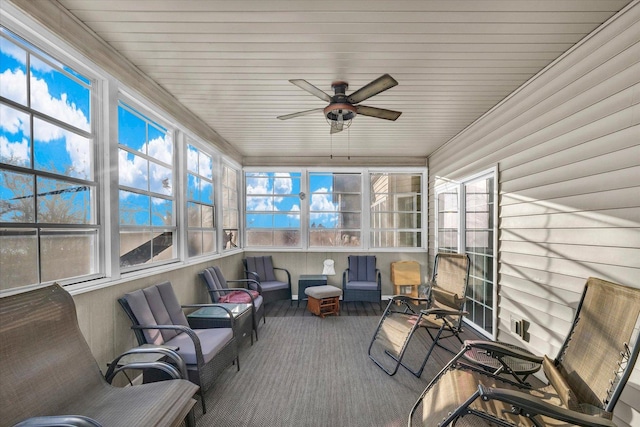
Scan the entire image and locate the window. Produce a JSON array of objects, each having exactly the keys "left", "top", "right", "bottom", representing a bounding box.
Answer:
[
  {"left": 117, "top": 101, "right": 175, "bottom": 269},
  {"left": 435, "top": 169, "right": 496, "bottom": 337},
  {"left": 186, "top": 142, "right": 214, "bottom": 257},
  {"left": 370, "top": 172, "right": 422, "bottom": 248},
  {"left": 436, "top": 185, "right": 459, "bottom": 253},
  {"left": 245, "top": 168, "right": 425, "bottom": 250},
  {"left": 0, "top": 27, "right": 98, "bottom": 290},
  {"left": 245, "top": 171, "right": 301, "bottom": 247},
  {"left": 222, "top": 163, "right": 239, "bottom": 250},
  {"left": 309, "top": 172, "right": 361, "bottom": 247}
]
